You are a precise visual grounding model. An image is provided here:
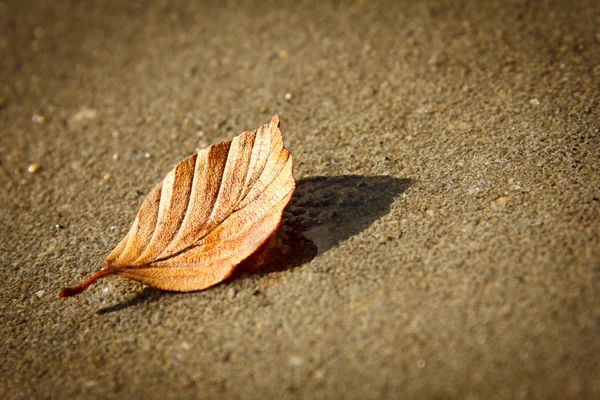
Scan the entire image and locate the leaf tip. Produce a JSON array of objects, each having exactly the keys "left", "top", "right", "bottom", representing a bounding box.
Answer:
[{"left": 270, "top": 114, "right": 280, "bottom": 128}]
